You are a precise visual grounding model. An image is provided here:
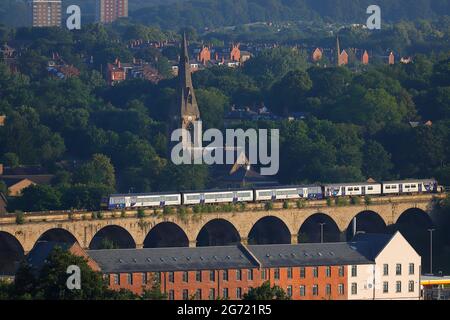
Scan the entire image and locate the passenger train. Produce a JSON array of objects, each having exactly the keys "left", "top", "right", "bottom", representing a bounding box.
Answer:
[{"left": 104, "top": 179, "right": 443, "bottom": 210}]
